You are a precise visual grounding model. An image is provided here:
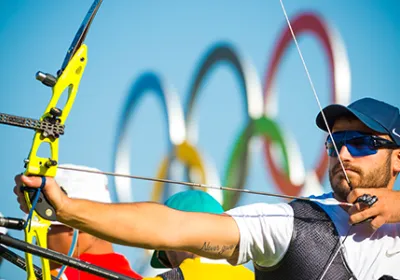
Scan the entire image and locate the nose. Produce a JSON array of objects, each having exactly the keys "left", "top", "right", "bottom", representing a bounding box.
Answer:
[{"left": 337, "top": 143, "right": 352, "bottom": 159}]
